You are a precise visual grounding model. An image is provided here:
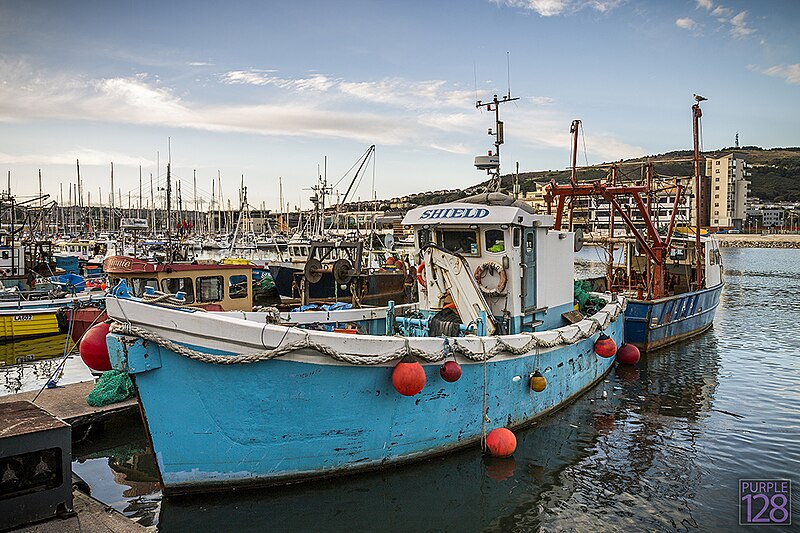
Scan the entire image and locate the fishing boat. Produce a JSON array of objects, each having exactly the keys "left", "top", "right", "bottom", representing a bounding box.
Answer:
[
  {"left": 546, "top": 96, "right": 723, "bottom": 351},
  {"left": 101, "top": 93, "right": 626, "bottom": 494}
]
